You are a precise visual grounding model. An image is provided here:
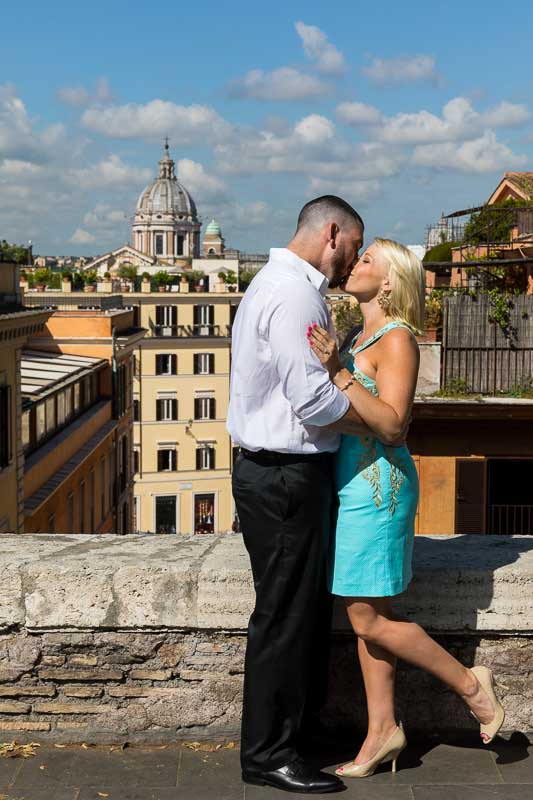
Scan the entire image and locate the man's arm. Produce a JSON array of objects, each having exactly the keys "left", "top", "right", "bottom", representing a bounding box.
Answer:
[{"left": 326, "top": 405, "right": 375, "bottom": 437}]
